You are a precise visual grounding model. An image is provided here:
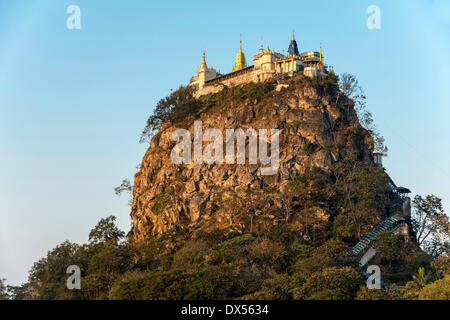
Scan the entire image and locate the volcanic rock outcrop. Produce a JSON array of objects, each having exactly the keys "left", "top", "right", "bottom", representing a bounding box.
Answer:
[{"left": 130, "top": 75, "right": 375, "bottom": 241}]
